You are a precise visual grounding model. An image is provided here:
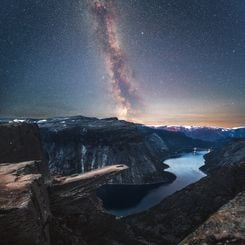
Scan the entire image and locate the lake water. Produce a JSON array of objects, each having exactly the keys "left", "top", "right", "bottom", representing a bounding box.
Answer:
[{"left": 97, "top": 150, "right": 207, "bottom": 217}]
